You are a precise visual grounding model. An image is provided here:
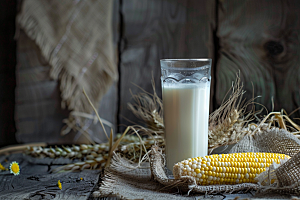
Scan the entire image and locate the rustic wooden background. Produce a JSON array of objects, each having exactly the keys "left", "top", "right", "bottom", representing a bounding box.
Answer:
[
  {"left": 216, "top": 0, "right": 300, "bottom": 116},
  {"left": 1, "top": 0, "right": 300, "bottom": 147}
]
